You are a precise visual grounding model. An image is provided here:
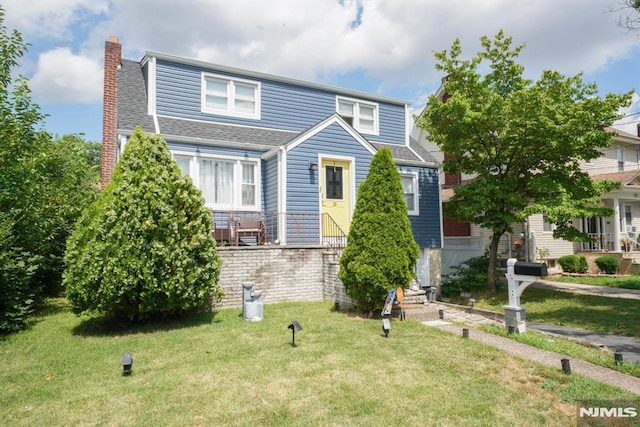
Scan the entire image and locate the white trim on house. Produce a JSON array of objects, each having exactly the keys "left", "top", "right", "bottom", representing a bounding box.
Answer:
[
  {"left": 278, "top": 147, "right": 287, "bottom": 244},
  {"left": 399, "top": 171, "right": 419, "bottom": 216},
  {"left": 335, "top": 95, "right": 379, "bottom": 136},
  {"left": 283, "top": 114, "right": 377, "bottom": 155},
  {"left": 170, "top": 150, "right": 261, "bottom": 211},
  {"left": 201, "top": 72, "right": 261, "bottom": 120}
]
